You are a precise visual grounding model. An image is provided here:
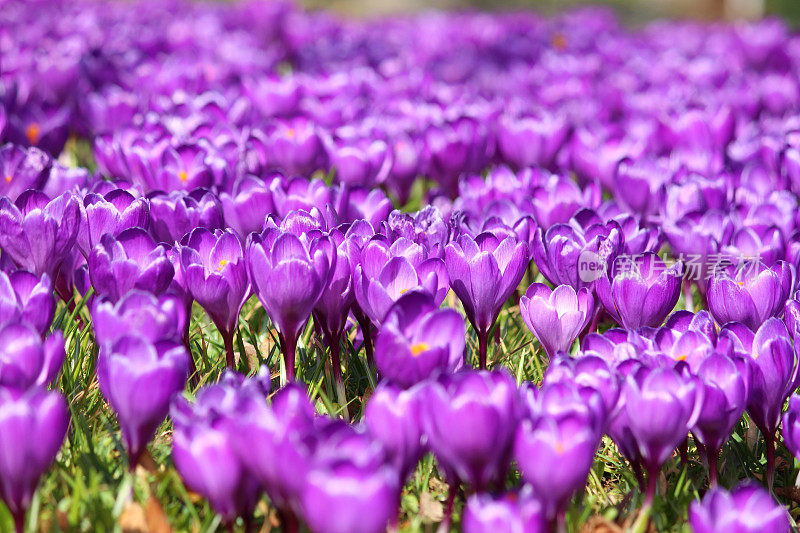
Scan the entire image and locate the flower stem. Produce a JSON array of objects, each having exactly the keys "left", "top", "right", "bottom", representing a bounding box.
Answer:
[
  {"left": 477, "top": 329, "right": 489, "bottom": 369},
  {"left": 766, "top": 431, "right": 776, "bottom": 493},
  {"left": 278, "top": 509, "right": 299, "bottom": 533},
  {"left": 281, "top": 332, "right": 297, "bottom": 384},
  {"left": 325, "top": 330, "right": 348, "bottom": 419},
  {"left": 13, "top": 511, "right": 24, "bottom": 533},
  {"left": 708, "top": 446, "right": 719, "bottom": 488},
  {"left": 222, "top": 330, "right": 236, "bottom": 370}
]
